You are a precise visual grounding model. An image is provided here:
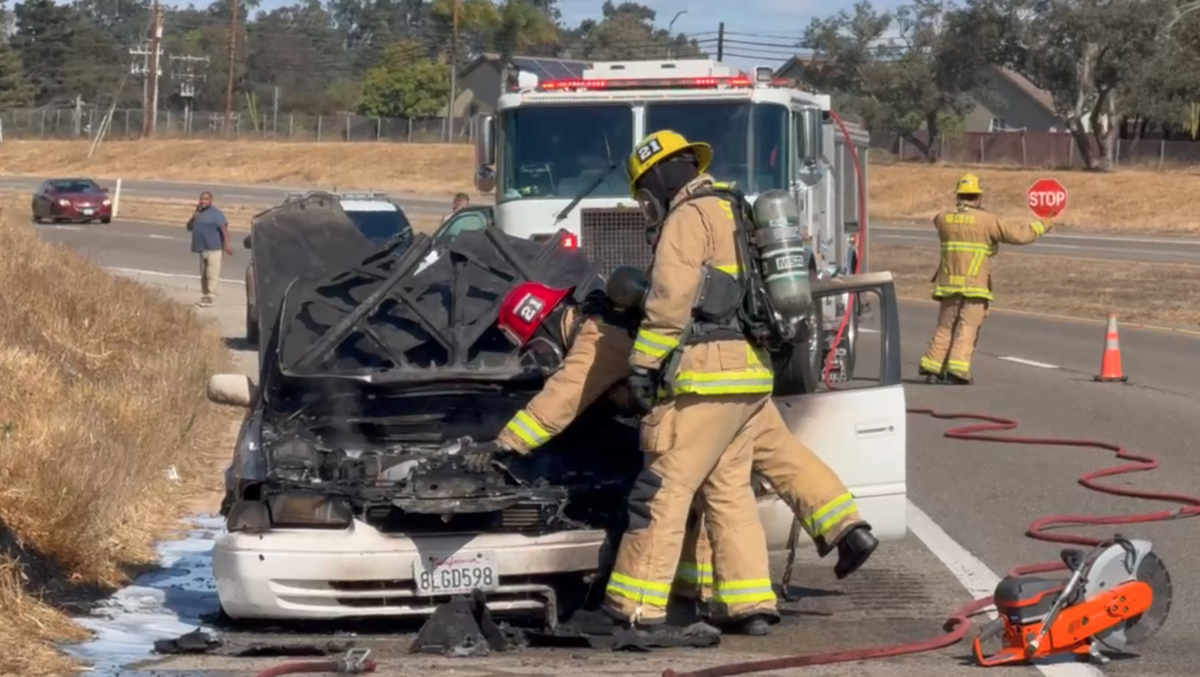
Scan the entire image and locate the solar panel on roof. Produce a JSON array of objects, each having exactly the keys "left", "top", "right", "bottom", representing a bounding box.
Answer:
[
  {"left": 510, "top": 56, "right": 590, "bottom": 81},
  {"left": 539, "top": 59, "right": 574, "bottom": 80}
]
